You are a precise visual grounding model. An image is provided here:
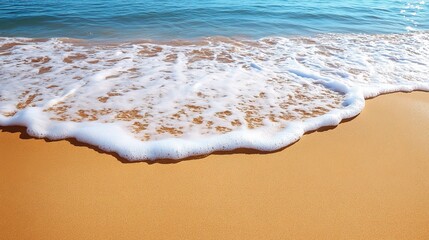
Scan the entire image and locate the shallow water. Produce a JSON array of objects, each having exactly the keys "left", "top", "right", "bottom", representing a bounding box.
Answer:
[
  {"left": 0, "top": 0, "right": 428, "bottom": 40},
  {"left": 1, "top": 33, "right": 428, "bottom": 160},
  {"left": 1, "top": 1, "right": 429, "bottom": 160}
]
